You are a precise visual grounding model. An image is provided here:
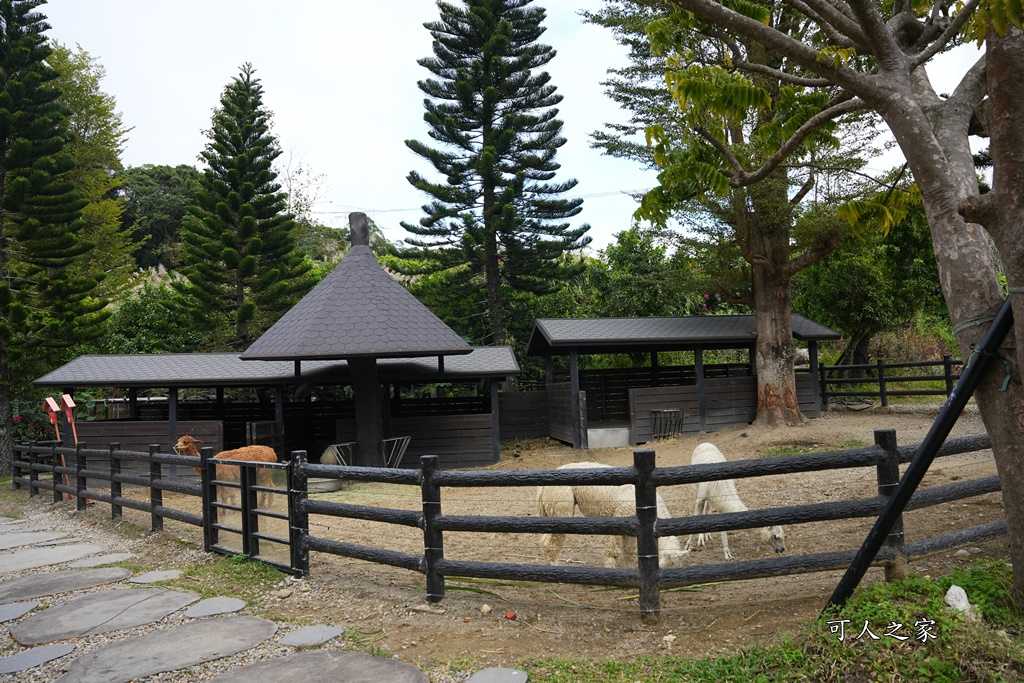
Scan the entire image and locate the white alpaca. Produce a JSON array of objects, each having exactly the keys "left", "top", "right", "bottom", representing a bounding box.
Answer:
[
  {"left": 686, "top": 443, "right": 786, "bottom": 560},
  {"left": 537, "top": 462, "right": 690, "bottom": 568}
]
